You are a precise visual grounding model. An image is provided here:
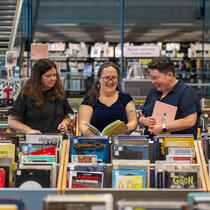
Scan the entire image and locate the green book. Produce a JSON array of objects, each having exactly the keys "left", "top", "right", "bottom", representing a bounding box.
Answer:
[{"left": 82, "top": 120, "right": 128, "bottom": 137}]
